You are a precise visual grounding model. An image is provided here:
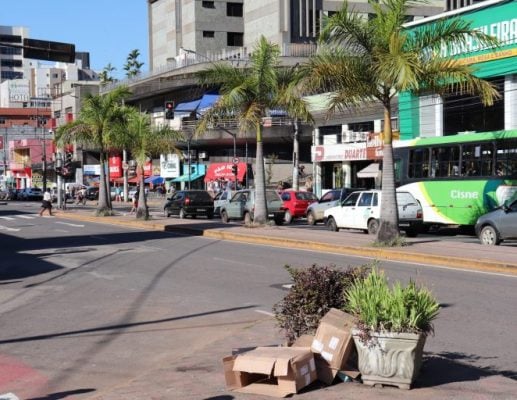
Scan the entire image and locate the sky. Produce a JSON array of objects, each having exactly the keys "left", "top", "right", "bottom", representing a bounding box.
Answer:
[{"left": 2, "top": 0, "right": 149, "bottom": 79}]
